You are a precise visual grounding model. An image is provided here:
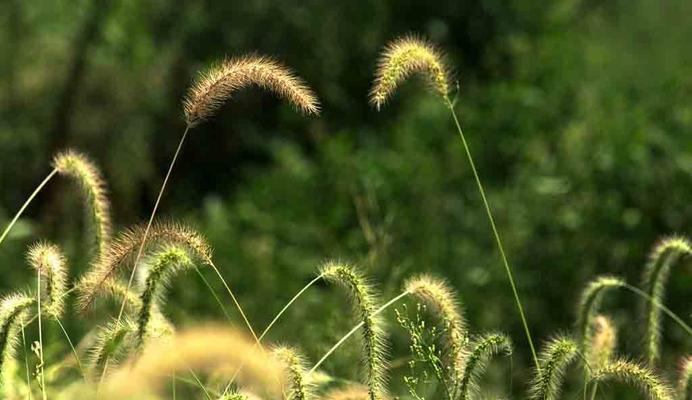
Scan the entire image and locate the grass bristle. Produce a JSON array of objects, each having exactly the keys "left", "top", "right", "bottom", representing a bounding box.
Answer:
[
  {"left": 184, "top": 55, "right": 320, "bottom": 126},
  {"left": 459, "top": 332, "right": 512, "bottom": 400},
  {"left": 273, "top": 346, "right": 314, "bottom": 400},
  {"left": 528, "top": 336, "right": 578, "bottom": 400},
  {"left": 370, "top": 34, "right": 450, "bottom": 110},
  {"left": 593, "top": 358, "right": 674, "bottom": 400},
  {"left": 320, "top": 261, "right": 388, "bottom": 400},
  {"left": 642, "top": 236, "right": 691, "bottom": 366}
]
